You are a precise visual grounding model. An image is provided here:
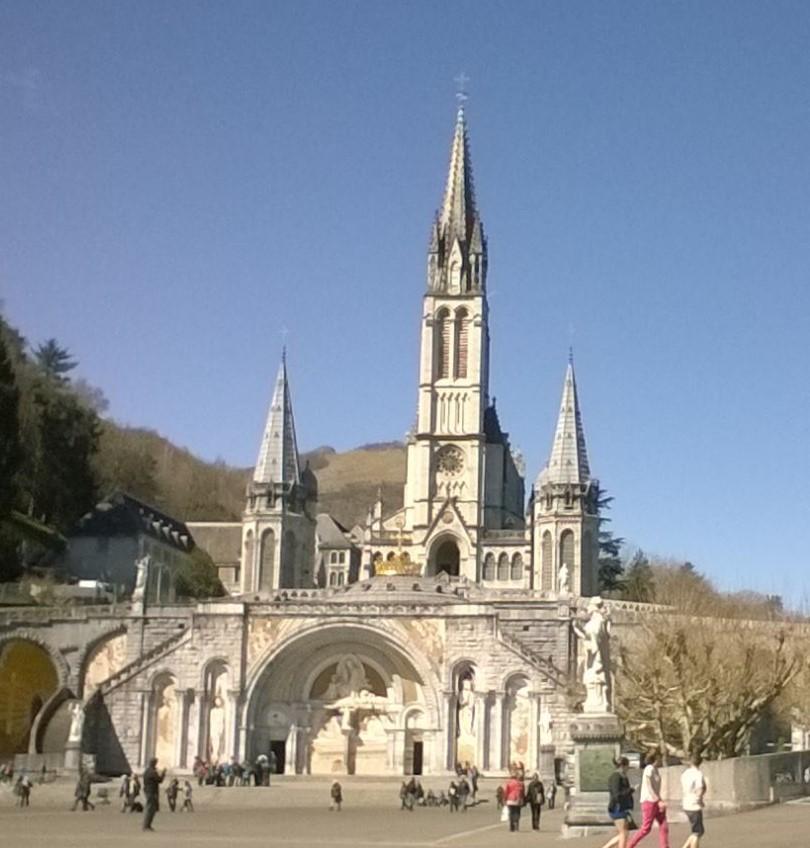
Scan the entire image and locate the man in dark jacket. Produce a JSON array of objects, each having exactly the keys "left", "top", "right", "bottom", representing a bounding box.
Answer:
[
  {"left": 526, "top": 773, "right": 545, "bottom": 830},
  {"left": 142, "top": 758, "right": 166, "bottom": 831}
]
